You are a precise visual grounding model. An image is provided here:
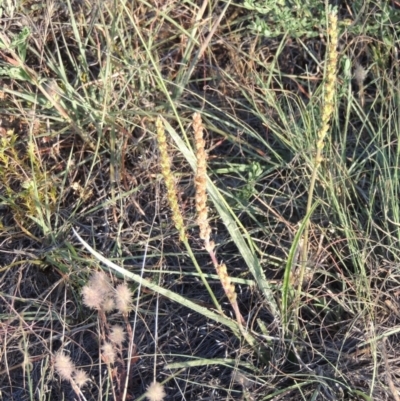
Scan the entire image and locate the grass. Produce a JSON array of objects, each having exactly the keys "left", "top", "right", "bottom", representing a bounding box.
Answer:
[{"left": 1, "top": 0, "right": 400, "bottom": 400}]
